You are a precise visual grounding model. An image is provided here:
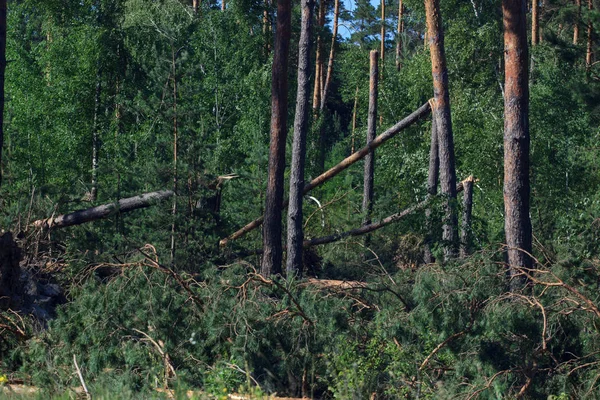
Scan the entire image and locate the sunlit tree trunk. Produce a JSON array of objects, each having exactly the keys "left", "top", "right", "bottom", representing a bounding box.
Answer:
[
  {"left": 396, "top": 0, "right": 403, "bottom": 71},
  {"left": 262, "top": 0, "right": 292, "bottom": 277},
  {"left": 380, "top": 0, "right": 385, "bottom": 70},
  {"left": 320, "top": 0, "right": 339, "bottom": 111},
  {"left": 503, "top": 0, "right": 532, "bottom": 288},
  {"left": 574, "top": 0, "right": 581, "bottom": 44},
  {"left": 287, "top": 0, "right": 314, "bottom": 277},
  {"left": 425, "top": 0, "right": 458, "bottom": 259},
  {"left": 222, "top": 0, "right": 226, "bottom": 11},
  {"left": 363, "top": 50, "right": 378, "bottom": 227},
  {"left": 312, "top": 0, "right": 326, "bottom": 116},
  {"left": 192, "top": 0, "right": 199, "bottom": 13},
  {"left": 532, "top": 0, "right": 539, "bottom": 46}
]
